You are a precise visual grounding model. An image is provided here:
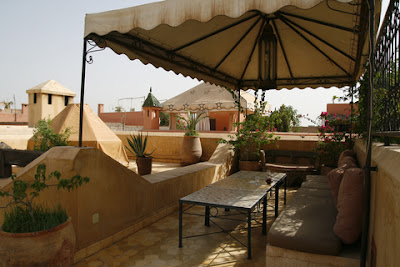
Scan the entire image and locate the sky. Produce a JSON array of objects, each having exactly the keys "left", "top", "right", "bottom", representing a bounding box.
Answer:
[{"left": 0, "top": 0, "right": 389, "bottom": 126}]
